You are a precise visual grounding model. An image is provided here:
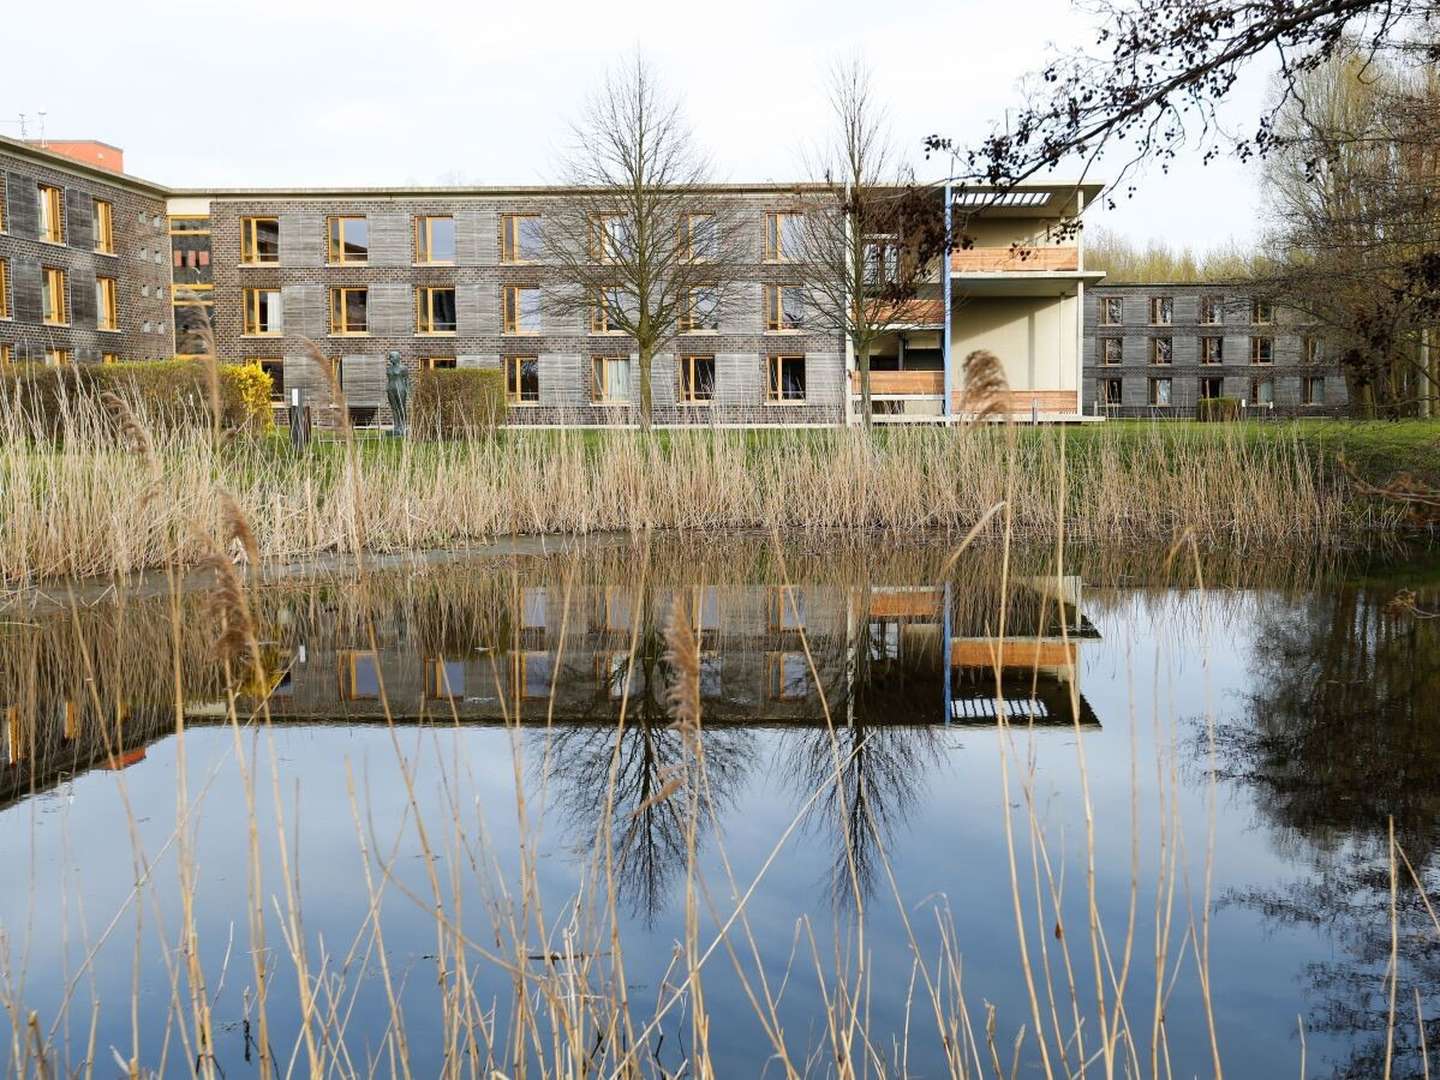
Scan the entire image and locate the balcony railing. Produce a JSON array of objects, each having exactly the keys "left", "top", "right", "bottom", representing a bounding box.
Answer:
[
  {"left": 950, "top": 246, "right": 1079, "bottom": 273},
  {"left": 851, "top": 370, "right": 945, "bottom": 396},
  {"left": 872, "top": 297, "right": 945, "bottom": 327}
]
